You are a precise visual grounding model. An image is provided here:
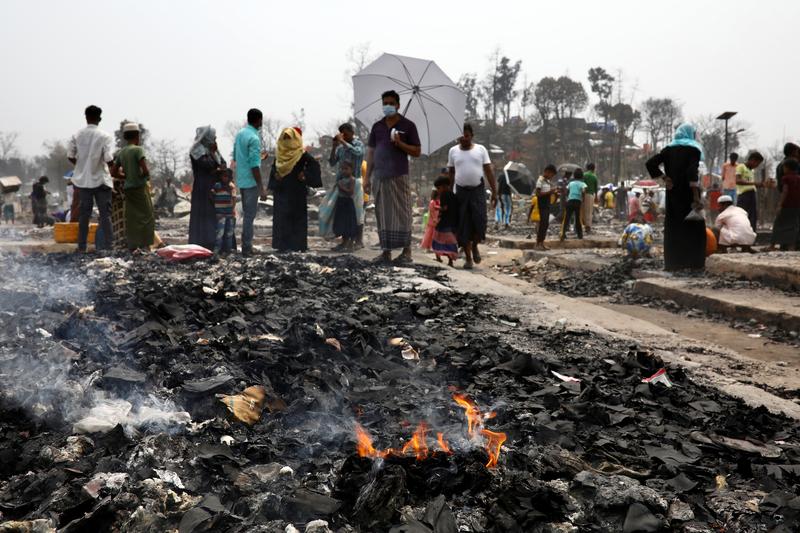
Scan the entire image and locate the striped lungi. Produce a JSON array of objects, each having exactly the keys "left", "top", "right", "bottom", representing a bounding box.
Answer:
[{"left": 373, "top": 175, "right": 412, "bottom": 251}]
